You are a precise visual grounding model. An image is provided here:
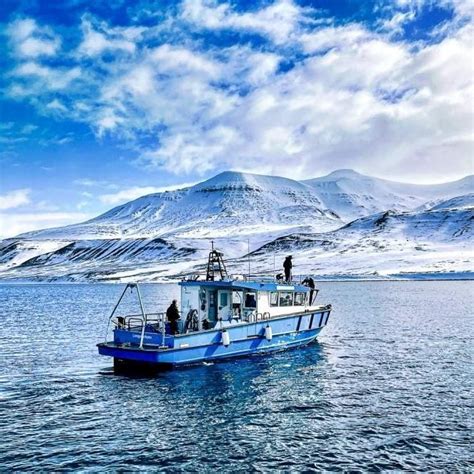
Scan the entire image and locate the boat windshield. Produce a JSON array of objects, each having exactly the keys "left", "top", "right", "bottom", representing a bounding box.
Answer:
[{"left": 279, "top": 291, "right": 293, "bottom": 306}]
